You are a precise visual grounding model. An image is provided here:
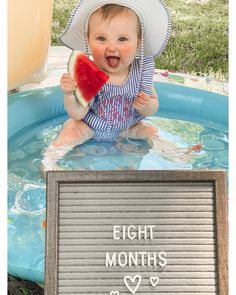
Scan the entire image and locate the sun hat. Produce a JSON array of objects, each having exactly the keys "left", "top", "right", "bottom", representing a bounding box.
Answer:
[{"left": 60, "top": 0, "right": 171, "bottom": 57}]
